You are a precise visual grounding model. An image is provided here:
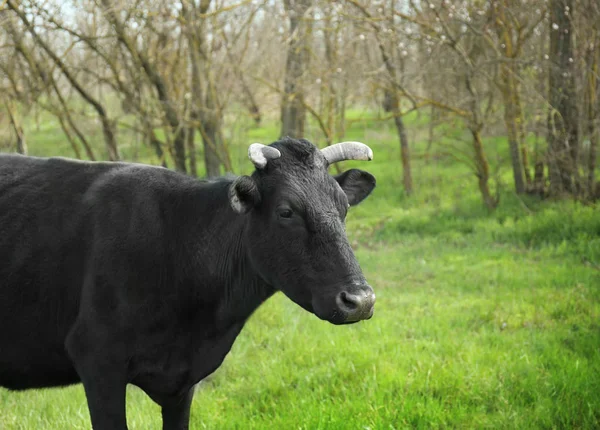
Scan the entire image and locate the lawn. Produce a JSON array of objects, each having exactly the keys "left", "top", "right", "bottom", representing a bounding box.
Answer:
[{"left": 1, "top": 112, "right": 599, "bottom": 429}]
